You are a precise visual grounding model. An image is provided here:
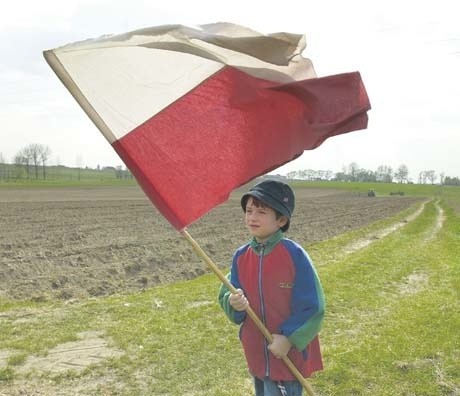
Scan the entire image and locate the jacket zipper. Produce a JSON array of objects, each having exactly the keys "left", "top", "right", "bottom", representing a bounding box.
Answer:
[{"left": 257, "top": 244, "right": 270, "bottom": 377}]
